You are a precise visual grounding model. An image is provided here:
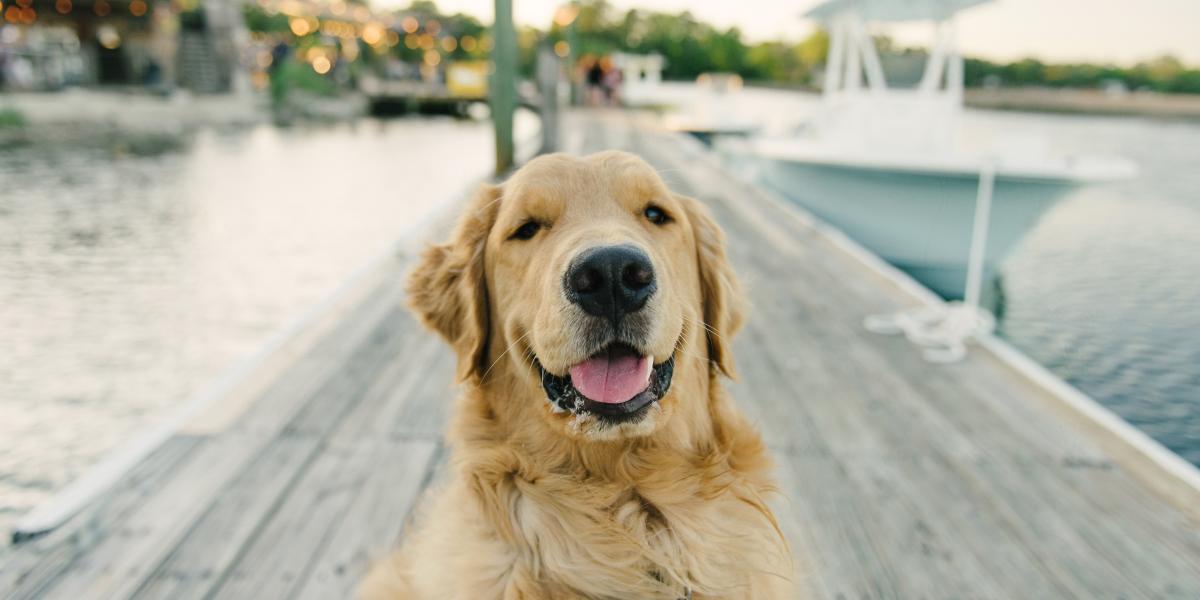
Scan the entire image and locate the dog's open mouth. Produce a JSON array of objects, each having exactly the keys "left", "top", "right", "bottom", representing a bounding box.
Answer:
[{"left": 539, "top": 343, "right": 675, "bottom": 423}]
